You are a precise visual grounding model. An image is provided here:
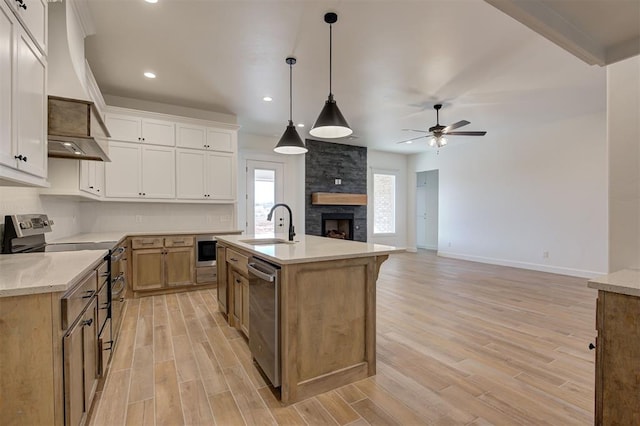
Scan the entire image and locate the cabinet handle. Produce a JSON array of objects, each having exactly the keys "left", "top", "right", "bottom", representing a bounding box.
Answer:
[
  {"left": 229, "top": 258, "right": 238, "bottom": 262},
  {"left": 235, "top": 279, "right": 241, "bottom": 283},
  {"left": 140, "top": 241, "right": 155, "bottom": 245},
  {"left": 82, "top": 290, "right": 96, "bottom": 299},
  {"left": 14, "top": 154, "right": 23, "bottom": 161},
  {"left": 89, "top": 186, "right": 94, "bottom": 189},
  {"left": 589, "top": 342, "right": 596, "bottom": 350},
  {"left": 172, "top": 240, "right": 185, "bottom": 244},
  {"left": 18, "top": 2, "right": 27, "bottom": 9},
  {"left": 82, "top": 318, "right": 93, "bottom": 327}
]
